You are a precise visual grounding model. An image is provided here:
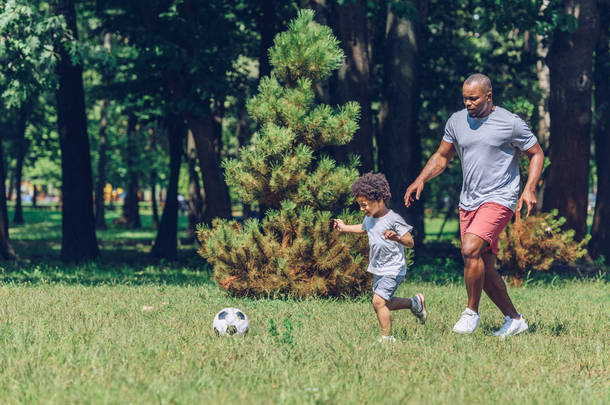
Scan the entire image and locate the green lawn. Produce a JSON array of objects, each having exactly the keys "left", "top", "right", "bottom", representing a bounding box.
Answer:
[{"left": 0, "top": 208, "right": 608, "bottom": 404}]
